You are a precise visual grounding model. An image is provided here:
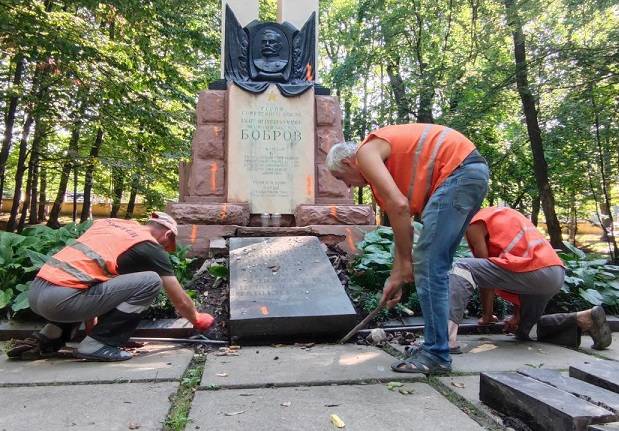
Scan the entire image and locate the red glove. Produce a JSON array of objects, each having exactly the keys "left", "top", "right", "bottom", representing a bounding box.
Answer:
[{"left": 194, "top": 313, "right": 215, "bottom": 332}]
